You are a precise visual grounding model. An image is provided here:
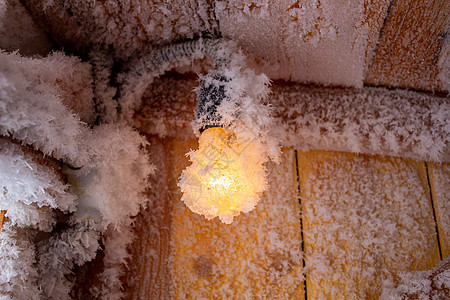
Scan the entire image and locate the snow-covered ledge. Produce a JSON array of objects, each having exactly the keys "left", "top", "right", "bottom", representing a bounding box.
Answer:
[{"left": 134, "top": 76, "right": 450, "bottom": 162}]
